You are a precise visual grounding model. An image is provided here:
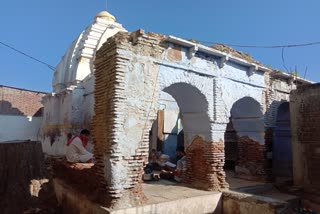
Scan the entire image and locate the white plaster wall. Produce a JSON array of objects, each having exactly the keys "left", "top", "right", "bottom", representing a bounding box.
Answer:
[
  {"left": 158, "top": 63, "right": 214, "bottom": 143},
  {"left": 157, "top": 45, "right": 267, "bottom": 143},
  {"left": 41, "top": 93, "right": 72, "bottom": 155},
  {"left": 0, "top": 115, "right": 42, "bottom": 142},
  {"left": 42, "top": 14, "right": 126, "bottom": 155},
  {"left": 52, "top": 17, "right": 126, "bottom": 93},
  {"left": 120, "top": 60, "right": 161, "bottom": 157},
  {"left": 81, "top": 76, "right": 95, "bottom": 126}
]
